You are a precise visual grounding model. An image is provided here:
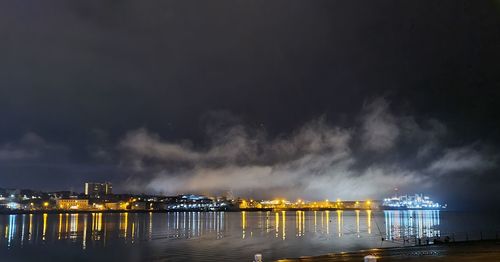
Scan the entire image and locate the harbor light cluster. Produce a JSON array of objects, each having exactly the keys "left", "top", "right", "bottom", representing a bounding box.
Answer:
[
  {"left": 2, "top": 182, "right": 446, "bottom": 213},
  {"left": 239, "top": 198, "right": 374, "bottom": 210},
  {"left": 382, "top": 194, "right": 445, "bottom": 209}
]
